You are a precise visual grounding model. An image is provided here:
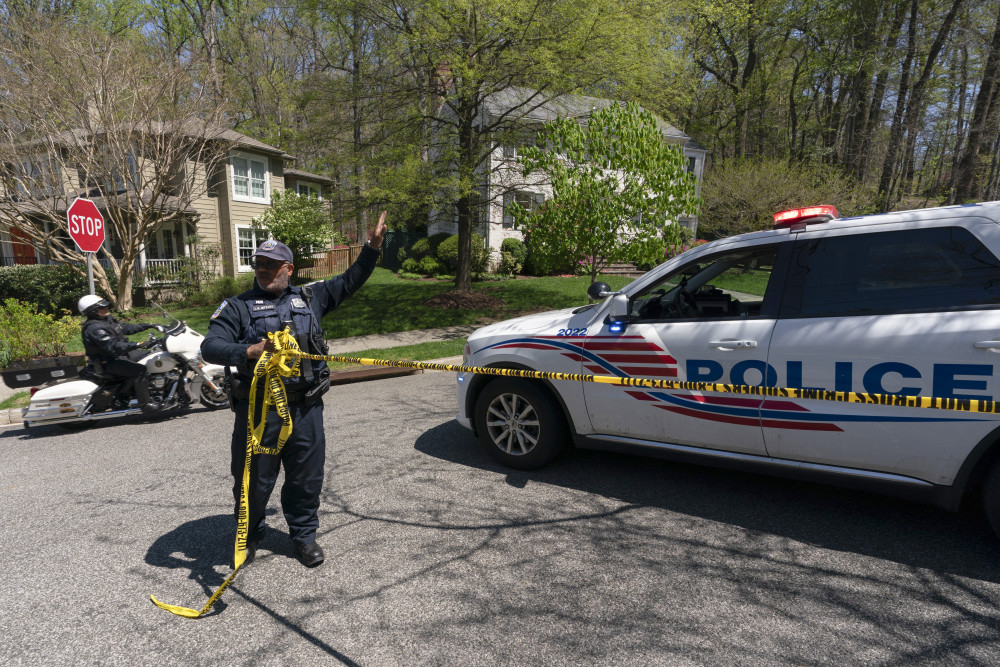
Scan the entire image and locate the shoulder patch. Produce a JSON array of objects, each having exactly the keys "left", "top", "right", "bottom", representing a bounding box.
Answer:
[
  {"left": 291, "top": 298, "right": 307, "bottom": 309},
  {"left": 211, "top": 301, "right": 228, "bottom": 319}
]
